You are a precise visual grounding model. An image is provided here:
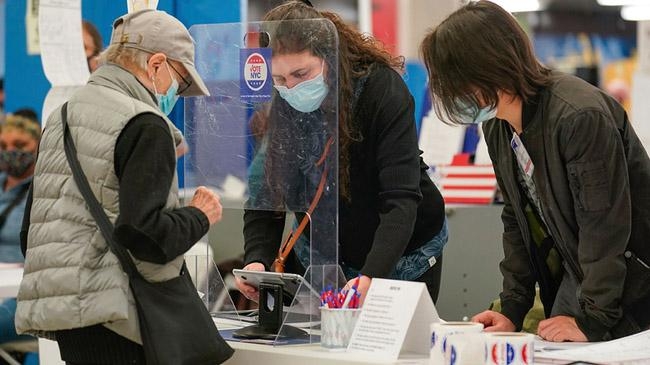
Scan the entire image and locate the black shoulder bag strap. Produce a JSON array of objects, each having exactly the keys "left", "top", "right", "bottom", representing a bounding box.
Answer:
[
  {"left": 61, "top": 103, "right": 234, "bottom": 365},
  {"left": 60, "top": 102, "right": 140, "bottom": 279}
]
